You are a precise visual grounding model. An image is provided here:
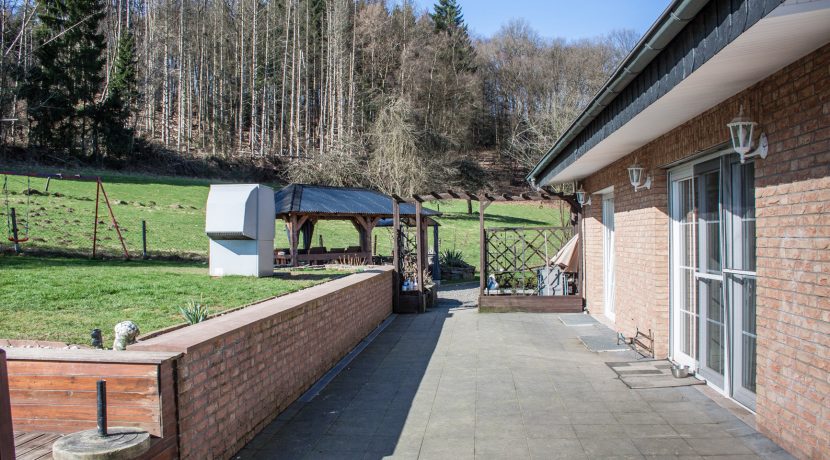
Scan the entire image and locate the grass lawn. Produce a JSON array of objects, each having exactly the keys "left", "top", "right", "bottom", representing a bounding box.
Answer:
[
  {"left": 1, "top": 171, "right": 248, "bottom": 258},
  {"left": 0, "top": 255, "right": 345, "bottom": 345},
  {"left": 1, "top": 168, "right": 567, "bottom": 344}
]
